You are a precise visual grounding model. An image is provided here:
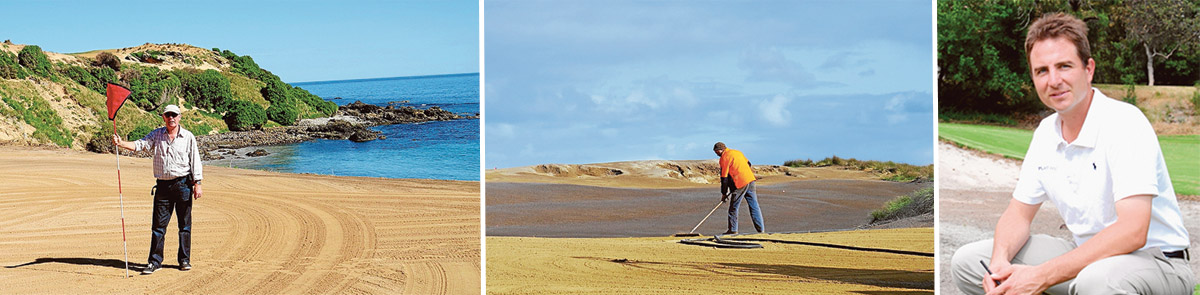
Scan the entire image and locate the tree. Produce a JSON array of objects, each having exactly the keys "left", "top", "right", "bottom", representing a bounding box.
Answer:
[{"left": 1124, "top": 0, "right": 1200, "bottom": 85}]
